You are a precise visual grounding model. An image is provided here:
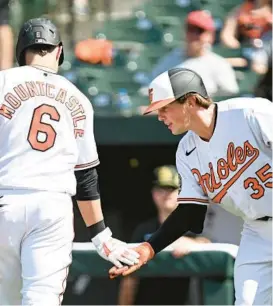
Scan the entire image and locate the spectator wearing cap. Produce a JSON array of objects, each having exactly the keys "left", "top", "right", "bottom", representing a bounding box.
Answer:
[
  {"left": 150, "top": 10, "right": 239, "bottom": 98},
  {"left": 118, "top": 165, "right": 210, "bottom": 305}
]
